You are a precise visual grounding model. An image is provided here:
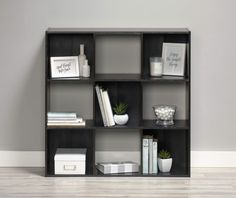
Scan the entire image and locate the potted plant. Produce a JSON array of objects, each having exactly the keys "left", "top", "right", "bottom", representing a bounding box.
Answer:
[
  {"left": 158, "top": 150, "right": 172, "bottom": 173},
  {"left": 113, "top": 102, "right": 129, "bottom": 125}
]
